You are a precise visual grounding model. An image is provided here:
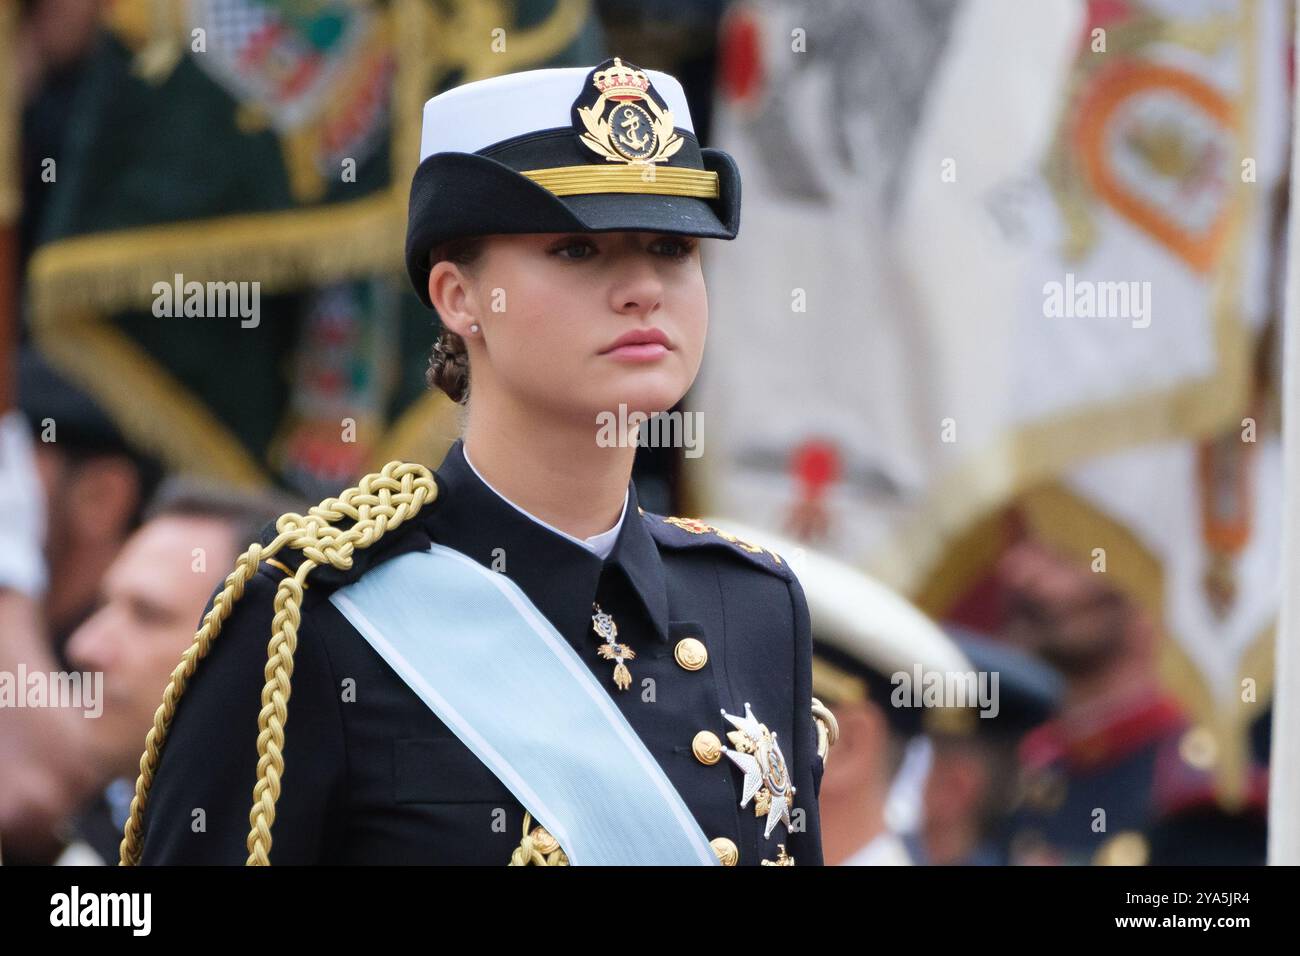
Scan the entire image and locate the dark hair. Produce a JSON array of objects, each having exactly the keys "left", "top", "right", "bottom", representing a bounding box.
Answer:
[
  {"left": 143, "top": 478, "right": 310, "bottom": 555},
  {"left": 426, "top": 236, "right": 487, "bottom": 404}
]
